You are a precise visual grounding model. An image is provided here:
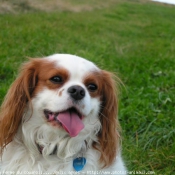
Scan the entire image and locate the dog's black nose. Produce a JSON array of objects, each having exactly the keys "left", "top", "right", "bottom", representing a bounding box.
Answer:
[{"left": 68, "top": 85, "right": 85, "bottom": 100}]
